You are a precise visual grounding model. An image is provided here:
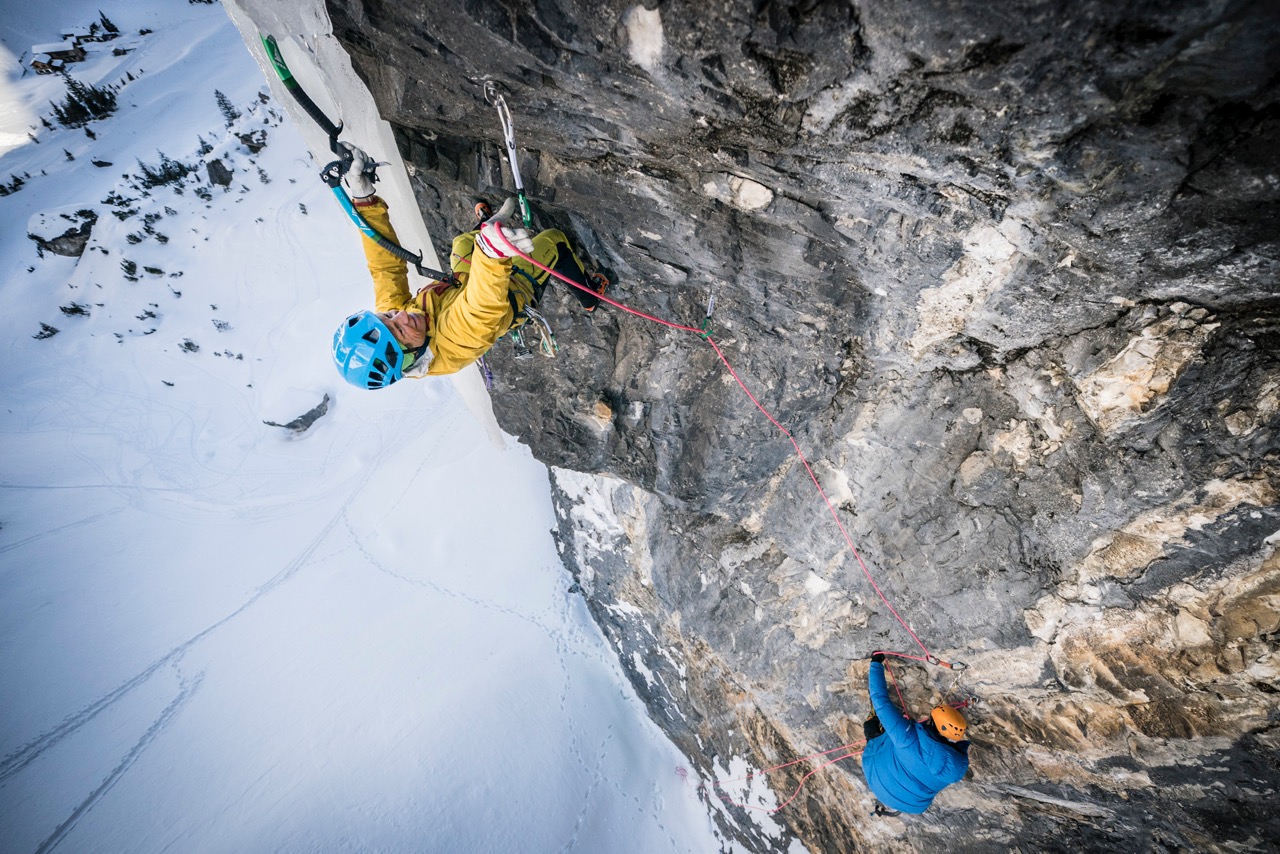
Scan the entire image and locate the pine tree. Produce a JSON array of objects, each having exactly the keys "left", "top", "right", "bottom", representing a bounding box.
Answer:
[
  {"left": 53, "top": 72, "right": 116, "bottom": 126},
  {"left": 98, "top": 11, "right": 119, "bottom": 34},
  {"left": 215, "top": 90, "right": 241, "bottom": 127},
  {"left": 136, "top": 152, "right": 193, "bottom": 188},
  {"left": 64, "top": 149, "right": 75, "bottom": 161},
  {"left": 59, "top": 91, "right": 89, "bottom": 127}
]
